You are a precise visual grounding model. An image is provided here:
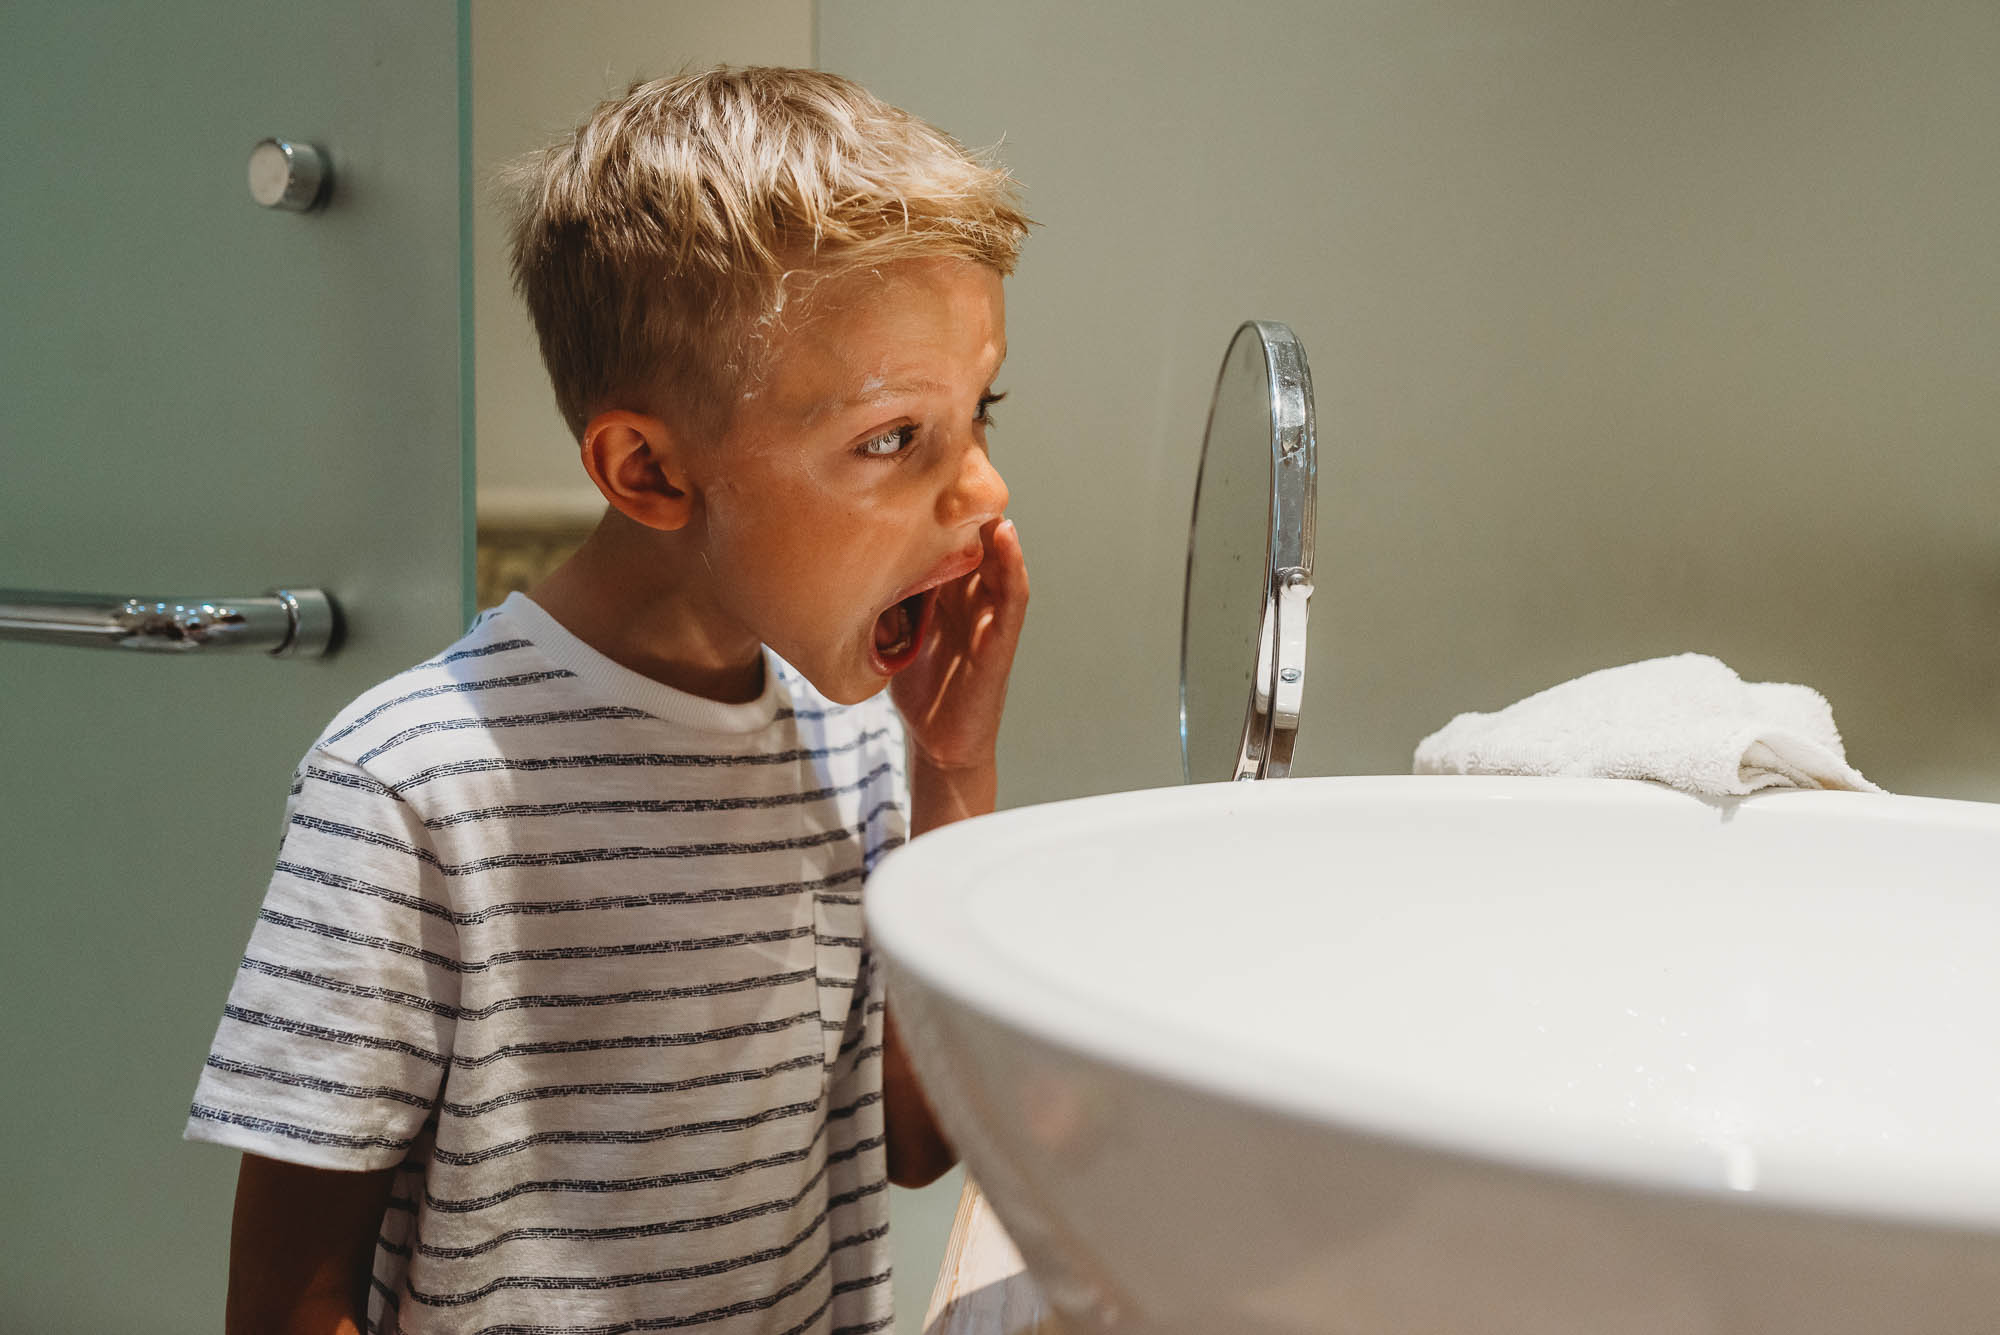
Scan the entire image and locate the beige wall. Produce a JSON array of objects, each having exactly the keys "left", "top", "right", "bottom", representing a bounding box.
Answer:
[
  {"left": 471, "top": 0, "right": 813, "bottom": 524},
  {"left": 820, "top": 0, "right": 2000, "bottom": 805}
]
